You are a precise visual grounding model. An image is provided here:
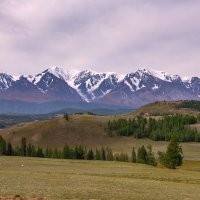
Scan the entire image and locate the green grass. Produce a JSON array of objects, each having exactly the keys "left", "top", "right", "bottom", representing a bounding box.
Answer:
[{"left": 0, "top": 156, "right": 200, "bottom": 199}]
